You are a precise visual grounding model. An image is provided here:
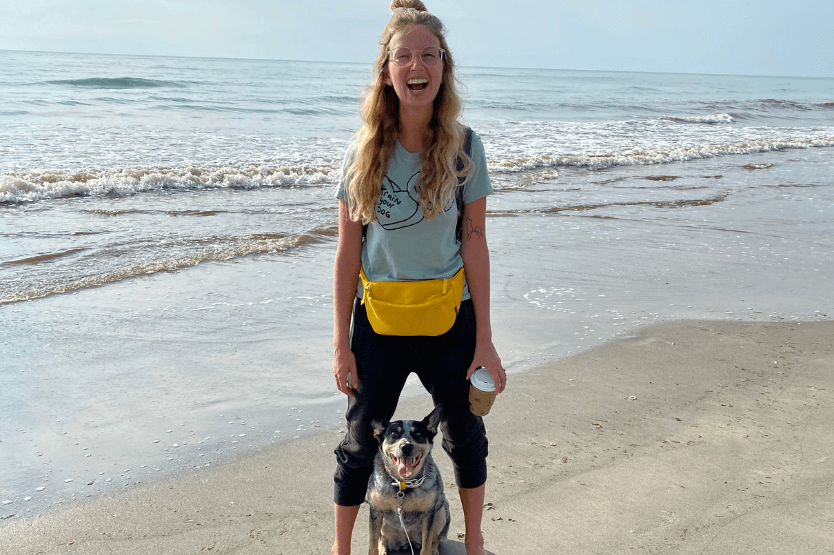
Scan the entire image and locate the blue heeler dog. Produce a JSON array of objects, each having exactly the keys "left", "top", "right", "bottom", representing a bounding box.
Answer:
[{"left": 367, "top": 405, "right": 450, "bottom": 555}]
